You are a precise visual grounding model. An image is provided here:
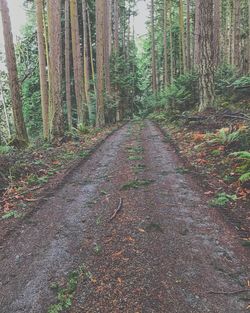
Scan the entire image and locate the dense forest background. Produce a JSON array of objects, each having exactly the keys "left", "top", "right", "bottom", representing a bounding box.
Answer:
[{"left": 0, "top": 0, "right": 249, "bottom": 146}]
